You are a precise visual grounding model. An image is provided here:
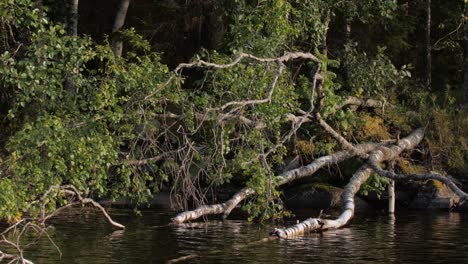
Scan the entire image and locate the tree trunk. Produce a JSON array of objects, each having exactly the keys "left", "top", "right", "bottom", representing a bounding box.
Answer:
[
  {"left": 344, "top": 18, "right": 351, "bottom": 42},
  {"left": 207, "top": 6, "right": 225, "bottom": 50},
  {"left": 425, "top": 0, "right": 432, "bottom": 90},
  {"left": 63, "top": 0, "right": 79, "bottom": 92},
  {"left": 68, "top": 0, "right": 79, "bottom": 36},
  {"left": 322, "top": 15, "right": 331, "bottom": 58},
  {"left": 343, "top": 17, "right": 352, "bottom": 90},
  {"left": 112, "top": 0, "right": 131, "bottom": 57},
  {"left": 463, "top": 2, "right": 468, "bottom": 106},
  {"left": 273, "top": 128, "right": 425, "bottom": 238}
]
